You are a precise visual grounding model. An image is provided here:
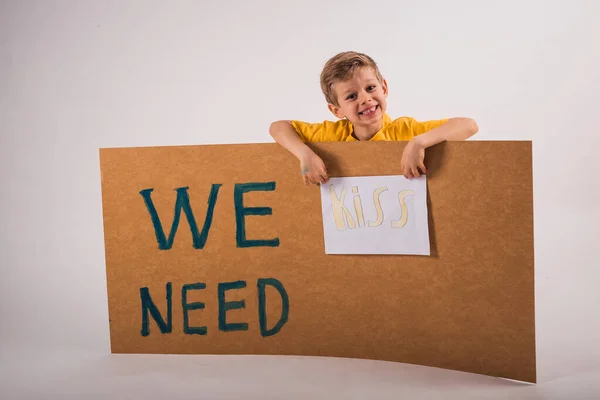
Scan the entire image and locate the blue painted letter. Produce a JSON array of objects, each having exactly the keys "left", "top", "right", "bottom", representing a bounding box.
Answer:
[
  {"left": 218, "top": 280, "right": 249, "bottom": 332},
  {"left": 234, "top": 182, "right": 280, "bottom": 248},
  {"left": 140, "top": 282, "right": 172, "bottom": 336},
  {"left": 182, "top": 283, "right": 207, "bottom": 335},
  {"left": 258, "top": 278, "right": 289, "bottom": 337},
  {"left": 139, "top": 185, "right": 221, "bottom": 250}
]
